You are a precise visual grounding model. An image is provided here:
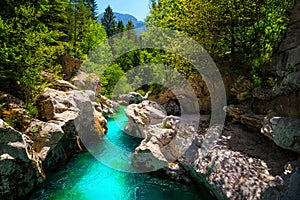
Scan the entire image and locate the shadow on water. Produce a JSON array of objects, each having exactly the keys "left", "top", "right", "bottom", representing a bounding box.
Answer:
[{"left": 29, "top": 106, "right": 213, "bottom": 200}]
